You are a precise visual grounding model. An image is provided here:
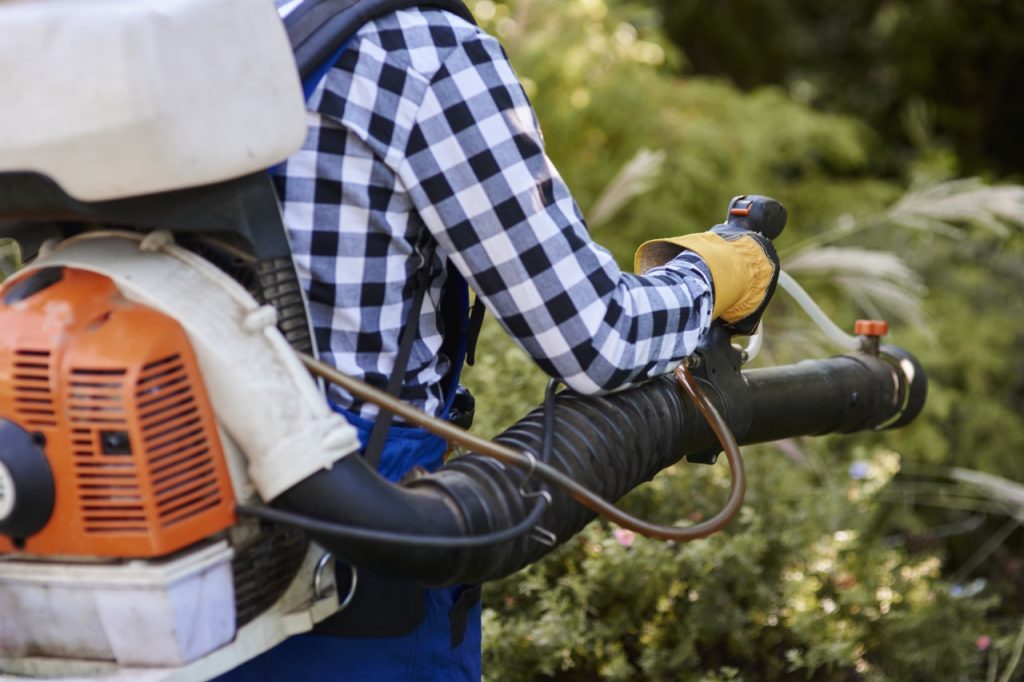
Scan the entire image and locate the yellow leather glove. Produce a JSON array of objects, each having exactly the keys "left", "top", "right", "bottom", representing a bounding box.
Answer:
[{"left": 634, "top": 230, "right": 779, "bottom": 334}]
